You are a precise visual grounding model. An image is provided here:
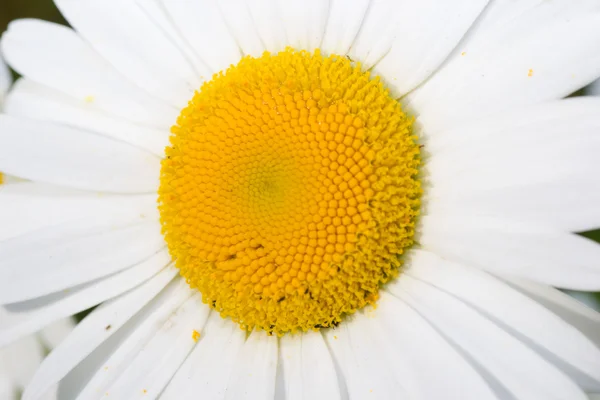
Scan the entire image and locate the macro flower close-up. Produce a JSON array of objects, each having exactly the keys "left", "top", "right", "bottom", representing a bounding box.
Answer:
[{"left": 1, "top": 0, "right": 600, "bottom": 399}]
